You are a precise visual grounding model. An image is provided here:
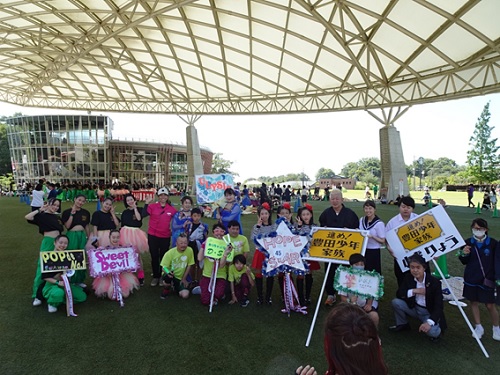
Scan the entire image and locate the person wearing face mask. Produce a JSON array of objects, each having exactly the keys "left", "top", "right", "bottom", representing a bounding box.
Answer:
[
  {"left": 459, "top": 218, "right": 500, "bottom": 341},
  {"left": 338, "top": 254, "right": 379, "bottom": 327}
]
